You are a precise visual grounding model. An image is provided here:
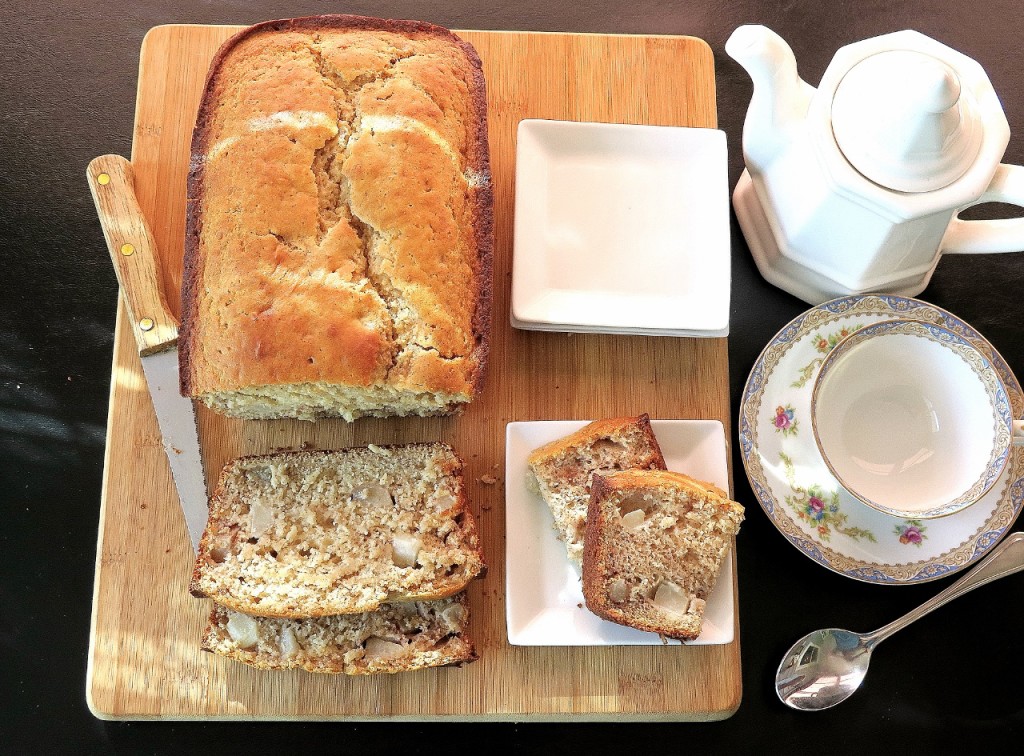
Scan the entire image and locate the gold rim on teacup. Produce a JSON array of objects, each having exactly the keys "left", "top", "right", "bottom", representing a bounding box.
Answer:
[{"left": 810, "top": 318, "right": 1021, "bottom": 520}]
